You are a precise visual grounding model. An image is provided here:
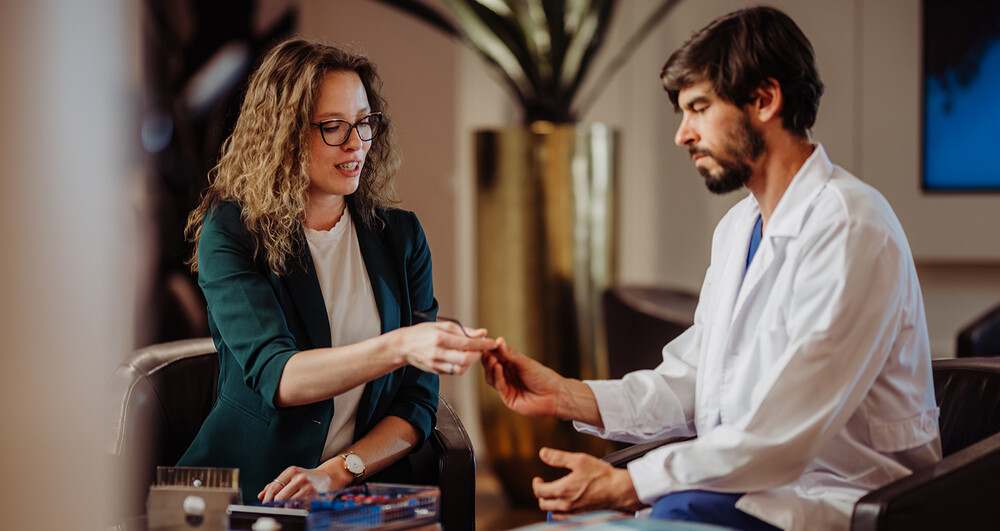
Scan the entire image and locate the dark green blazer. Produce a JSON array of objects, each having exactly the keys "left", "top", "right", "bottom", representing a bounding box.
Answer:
[{"left": 177, "top": 201, "right": 440, "bottom": 502}]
